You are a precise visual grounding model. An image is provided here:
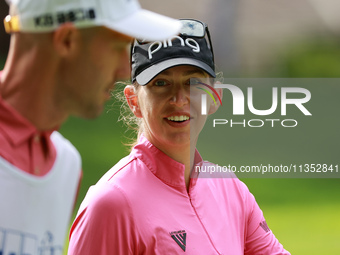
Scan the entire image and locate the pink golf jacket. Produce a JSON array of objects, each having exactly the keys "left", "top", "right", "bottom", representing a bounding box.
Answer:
[{"left": 68, "top": 135, "right": 290, "bottom": 255}]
